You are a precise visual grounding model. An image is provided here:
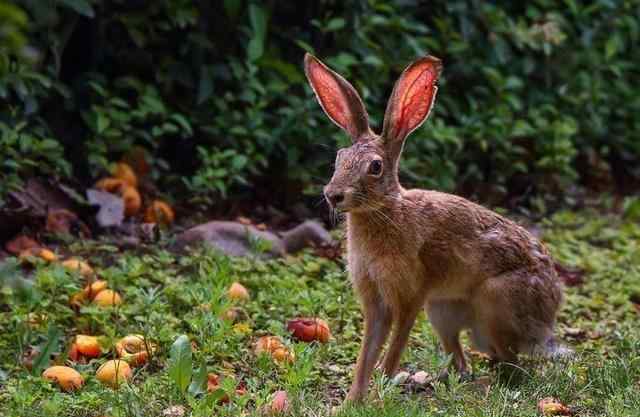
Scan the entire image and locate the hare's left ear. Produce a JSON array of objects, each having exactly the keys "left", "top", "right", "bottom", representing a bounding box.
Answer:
[
  {"left": 382, "top": 56, "right": 442, "bottom": 159},
  {"left": 304, "top": 53, "right": 371, "bottom": 143}
]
